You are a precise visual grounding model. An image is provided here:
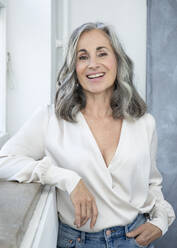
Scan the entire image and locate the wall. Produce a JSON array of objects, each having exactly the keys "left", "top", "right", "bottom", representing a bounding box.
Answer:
[
  {"left": 67, "top": 0, "right": 147, "bottom": 100},
  {"left": 6, "top": 0, "right": 146, "bottom": 137},
  {"left": 6, "top": 0, "right": 53, "bottom": 137},
  {"left": 146, "top": 1, "right": 177, "bottom": 247}
]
